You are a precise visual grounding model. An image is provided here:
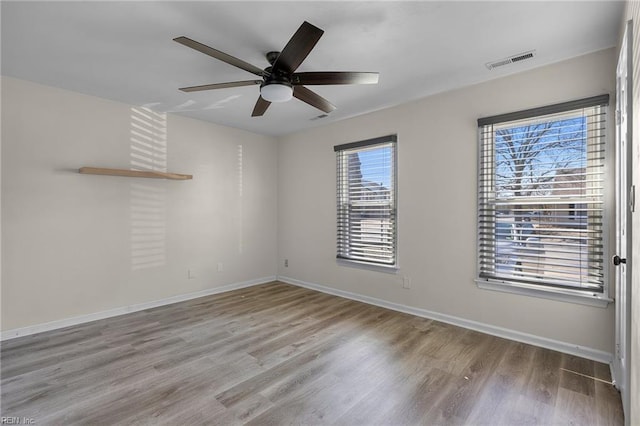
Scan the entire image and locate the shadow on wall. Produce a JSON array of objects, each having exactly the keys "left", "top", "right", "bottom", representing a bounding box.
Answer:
[{"left": 129, "top": 107, "right": 167, "bottom": 271}]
